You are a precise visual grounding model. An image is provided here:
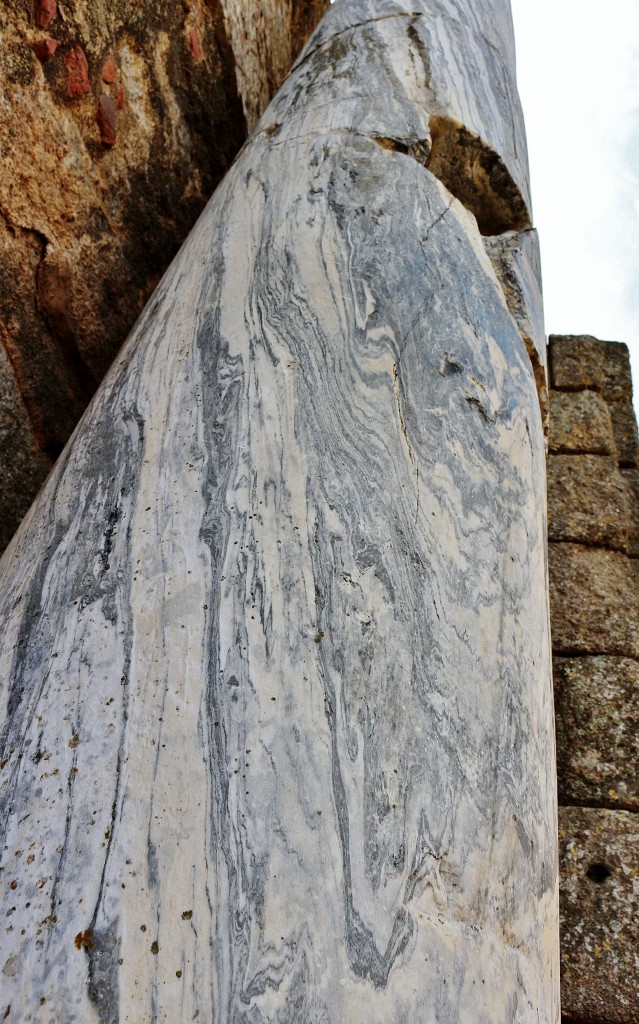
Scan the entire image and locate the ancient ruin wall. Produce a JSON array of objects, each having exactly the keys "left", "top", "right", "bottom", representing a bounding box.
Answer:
[{"left": 547, "top": 335, "right": 639, "bottom": 1023}]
